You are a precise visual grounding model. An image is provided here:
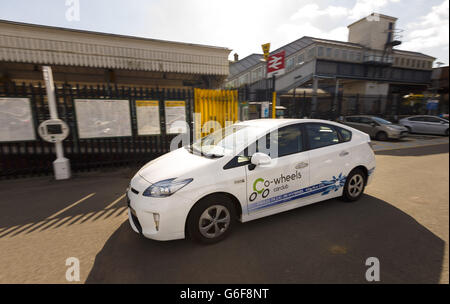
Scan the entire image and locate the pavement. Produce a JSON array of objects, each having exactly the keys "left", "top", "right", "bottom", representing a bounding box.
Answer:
[
  {"left": 0, "top": 136, "right": 448, "bottom": 284},
  {"left": 371, "top": 133, "right": 449, "bottom": 152}
]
